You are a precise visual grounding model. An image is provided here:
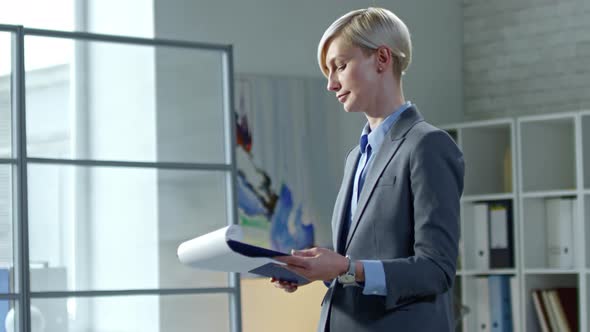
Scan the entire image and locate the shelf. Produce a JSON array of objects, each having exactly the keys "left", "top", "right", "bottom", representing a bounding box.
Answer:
[
  {"left": 461, "top": 193, "right": 514, "bottom": 202},
  {"left": 521, "top": 190, "right": 578, "bottom": 199},
  {"left": 439, "top": 118, "right": 512, "bottom": 131},
  {"left": 461, "top": 125, "right": 513, "bottom": 196},
  {"left": 518, "top": 112, "right": 577, "bottom": 123},
  {"left": 519, "top": 118, "right": 576, "bottom": 192},
  {"left": 523, "top": 274, "right": 579, "bottom": 331},
  {"left": 524, "top": 268, "right": 581, "bottom": 275},
  {"left": 459, "top": 269, "right": 517, "bottom": 276}
]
